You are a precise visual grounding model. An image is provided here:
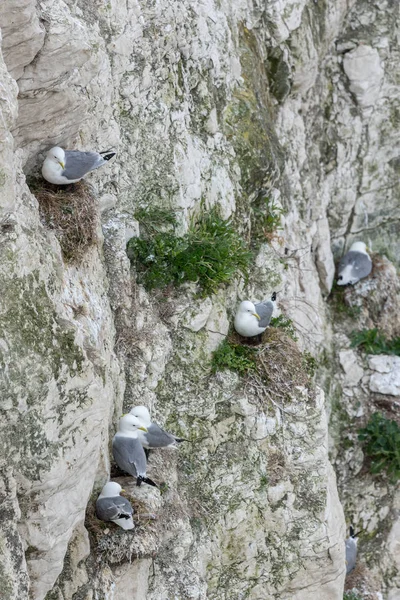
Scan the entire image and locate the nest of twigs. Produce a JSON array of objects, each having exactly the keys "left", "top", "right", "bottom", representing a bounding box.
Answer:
[
  {"left": 234, "top": 327, "right": 315, "bottom": 410},
  {"left": 35, "top": 181, "right": 98, "bottom": 262},
  {"left": 85, "top": 489, "right": 159, "bottom": 565}
]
